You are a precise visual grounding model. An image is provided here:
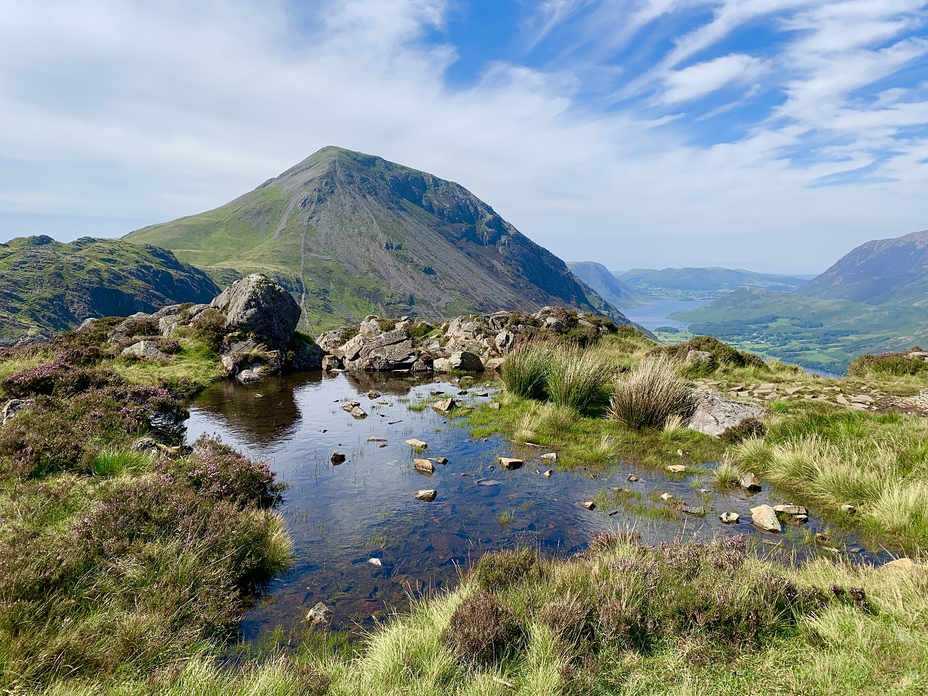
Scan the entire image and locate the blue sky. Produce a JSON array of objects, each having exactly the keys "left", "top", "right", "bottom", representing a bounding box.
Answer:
[{"left": 1, "top": 0, "right": 927, "bottom": 273}]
